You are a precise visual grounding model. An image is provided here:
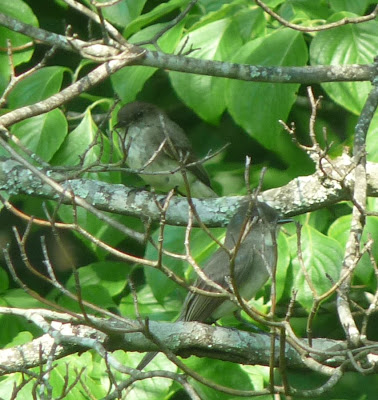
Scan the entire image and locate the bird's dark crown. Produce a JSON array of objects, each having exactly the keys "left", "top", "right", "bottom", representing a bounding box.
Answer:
[{"left": 116, "top": 101, "right": 160, "bottom": 127}]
